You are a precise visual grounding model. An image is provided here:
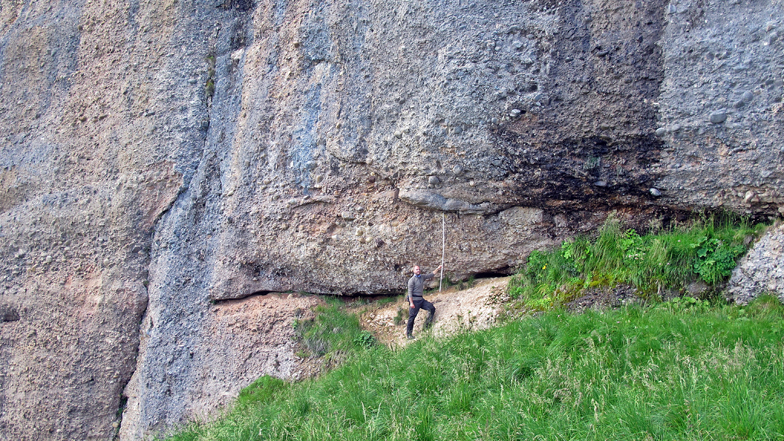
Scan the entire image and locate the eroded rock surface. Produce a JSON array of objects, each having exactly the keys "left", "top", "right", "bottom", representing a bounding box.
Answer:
[
  {"left": 120, "top": 293, "right": 321, "bottom": 439},
  {"left": 0, "top": 0, "right": 782, "bottom": 439},
  {"left": 728, "top": 222, "right": 784, "bottom": 305}
]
